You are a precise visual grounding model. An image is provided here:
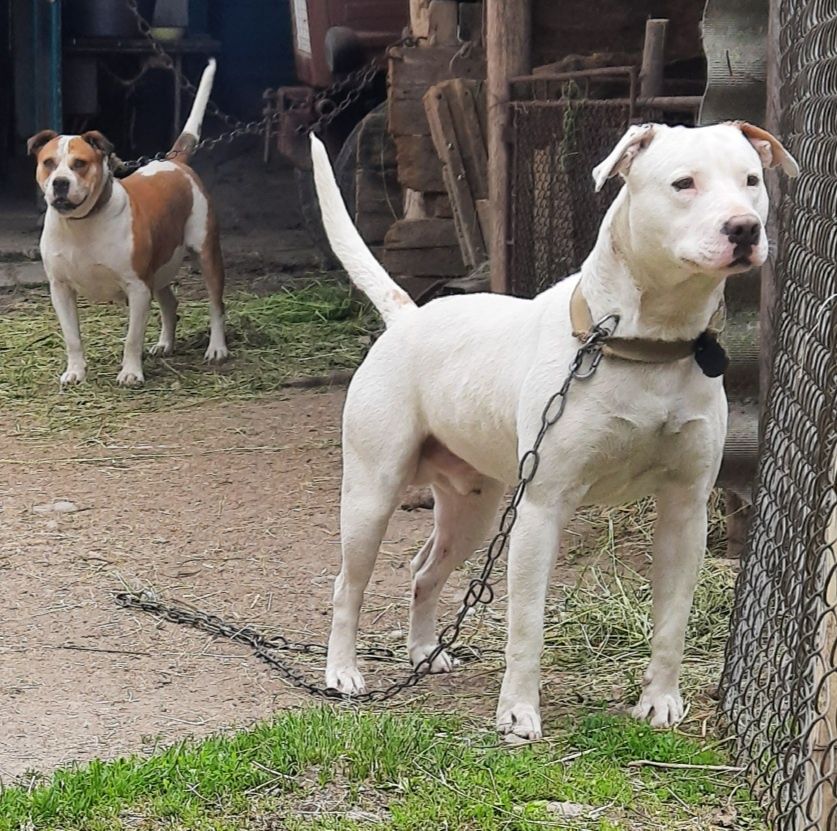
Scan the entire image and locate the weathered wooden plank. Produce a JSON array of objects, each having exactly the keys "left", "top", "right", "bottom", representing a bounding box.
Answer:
[
  {"left": 425, "top": 192, "right": 453, "bottom": 218},
  {"left": 395, "top": 135, "right": 445, "bottom": 191},
  {"left": 446, "top": 79, "right": 489, "bottom": 200},
  {"left": 383, "top": 245, "right": 465, "bottom": 276},
  {"left": 487, "top": 0, "right": 531, "bottom": 292},
  {"left": 385, "top": 218, "right": 460, "bottom": 249},
  {"left": 388, "top": 99, "right": 431, "bottom": 137},
  {"left": 388, "top": 45, "right": 486, "bottom": 141},
  {"left": 475, "top": 197, "right": 492, "bottom": 248},
  {"left": 410, "top": 0, "right": 431, "bottom": 38},
  {"left": 428, "top": 0, "right": 459, "bottom": 45},
  {"left": 356, "top": 212, "right": 397, "bottom": 243},
  {"left": 424, "top": 84, "right": 486, "bottom": 267}
]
